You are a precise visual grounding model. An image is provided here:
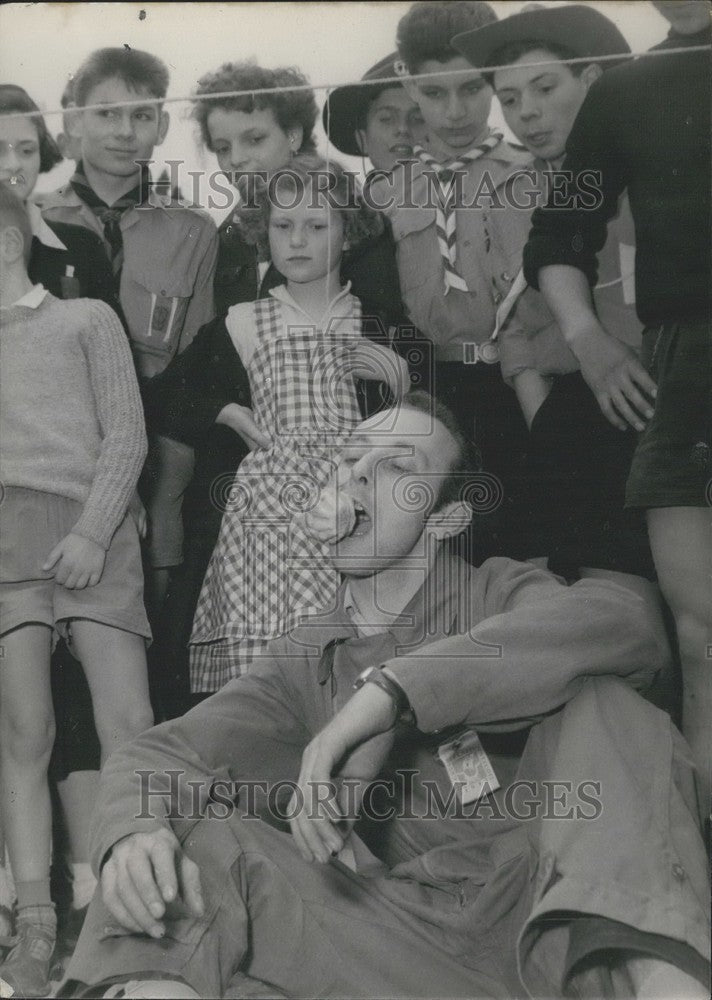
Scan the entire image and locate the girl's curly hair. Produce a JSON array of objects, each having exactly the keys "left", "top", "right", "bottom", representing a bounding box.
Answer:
[
  {"left": 0, "top": 85, "right": 62, "bottom": 174},
  {"left": 237, "top": 153, "right": 383, "bottom": 262},
  {"left": 192, "top": 62, "right": 318, "bottom": 153}
]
